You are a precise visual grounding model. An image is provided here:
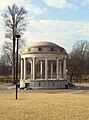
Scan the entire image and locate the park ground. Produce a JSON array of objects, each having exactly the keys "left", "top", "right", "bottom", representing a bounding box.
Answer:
[{"left": 0, "top": 83, "right": 89, "bottom": 120}]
